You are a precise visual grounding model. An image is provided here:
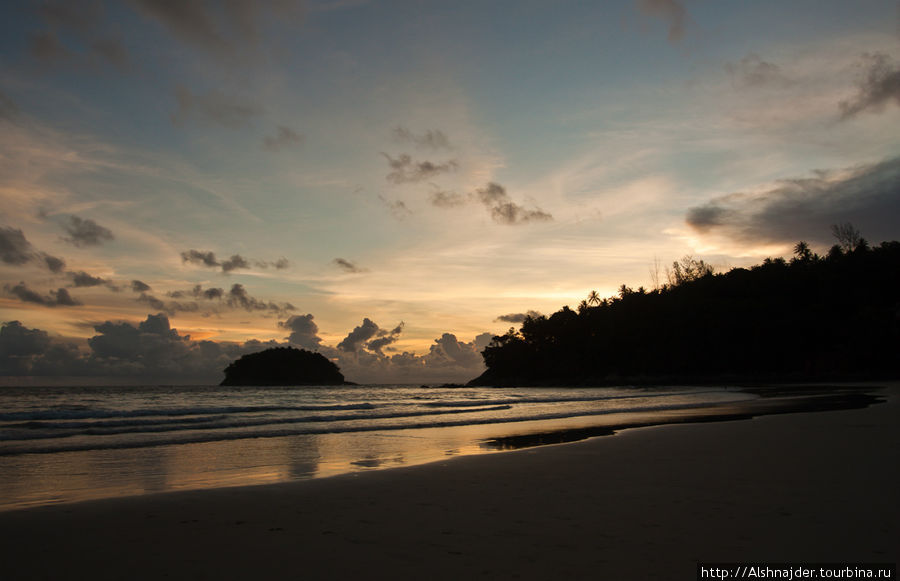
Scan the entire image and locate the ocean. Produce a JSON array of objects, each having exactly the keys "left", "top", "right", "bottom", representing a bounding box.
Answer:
[{"left": 0, "top": 384, "right": 763, "bottom": 510}]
